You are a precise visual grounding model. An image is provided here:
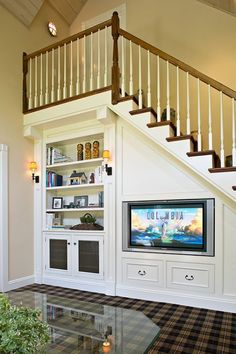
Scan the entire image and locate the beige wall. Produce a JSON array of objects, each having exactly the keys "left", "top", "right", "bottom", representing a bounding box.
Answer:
[
  {"left": 0, "top": 1, "right": 69, "bottom": 280},
  {"left": 70, "top": 0, "right": 124, "bottom": 33},
  {"left": 126, "top": 0, "right": 236, "bottom": 90}
]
